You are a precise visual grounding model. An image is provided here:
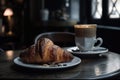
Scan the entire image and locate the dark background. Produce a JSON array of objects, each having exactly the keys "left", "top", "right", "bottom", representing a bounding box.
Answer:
[{"left": 0, "top": 0, "right": 120, "bottom": 53}]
